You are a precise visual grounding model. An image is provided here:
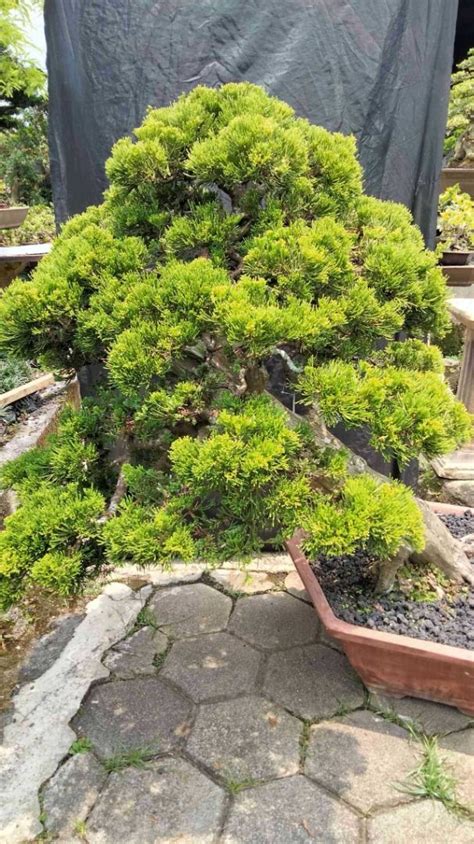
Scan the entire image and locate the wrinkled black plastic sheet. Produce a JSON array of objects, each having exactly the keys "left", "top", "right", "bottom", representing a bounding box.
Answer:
[{"left": 45, "top": 0, "right": 458, "bottom": 243}]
